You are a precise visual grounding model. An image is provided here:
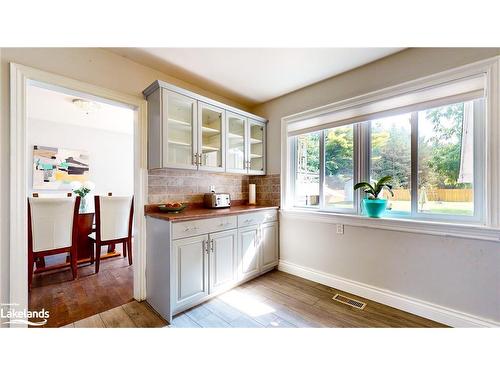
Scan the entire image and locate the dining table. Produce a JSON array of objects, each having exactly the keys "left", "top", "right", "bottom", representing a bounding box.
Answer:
[{"left": 75, "top": 208, "right": 122, "bottom": 264}]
